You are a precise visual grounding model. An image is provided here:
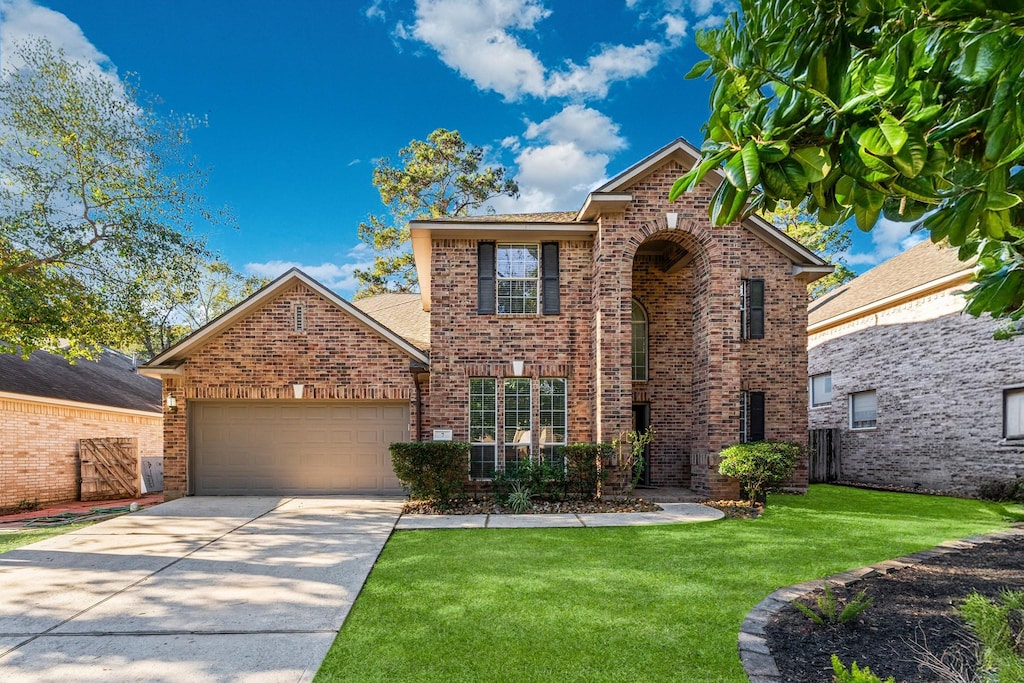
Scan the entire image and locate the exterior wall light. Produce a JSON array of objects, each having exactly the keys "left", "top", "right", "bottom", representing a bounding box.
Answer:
[{"left": 166, "top": 394, "right": 178, "bottom": 413}]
